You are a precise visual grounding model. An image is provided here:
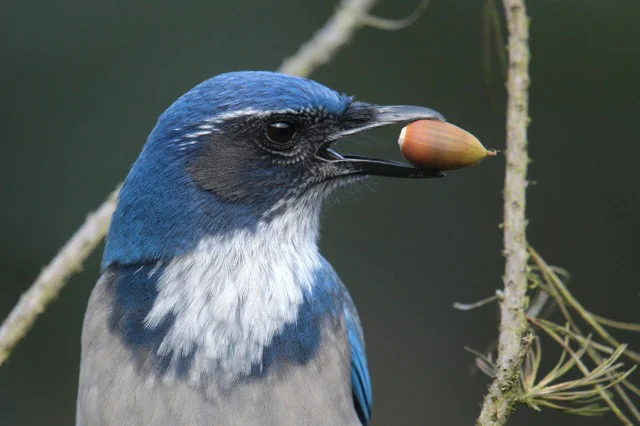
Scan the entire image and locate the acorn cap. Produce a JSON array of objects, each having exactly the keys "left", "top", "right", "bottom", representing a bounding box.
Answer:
[{"left": 398, "top": 120, "right": 495, "bottom": 171}]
